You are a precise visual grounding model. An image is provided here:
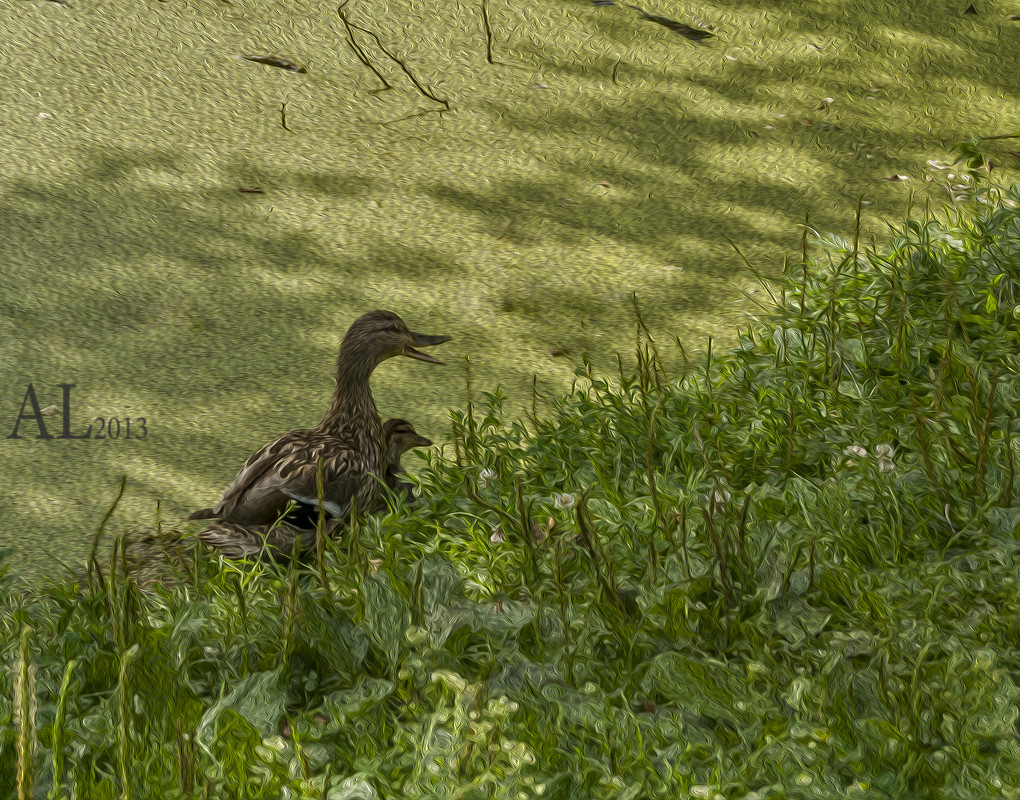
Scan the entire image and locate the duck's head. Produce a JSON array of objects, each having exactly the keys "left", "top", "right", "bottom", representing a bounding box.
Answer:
[
  {"left": 340, "top": 310, "right": 451, "bottom": 370},
  {"left": 383, "top": 417, "right": 433, "bottom": 463}
]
